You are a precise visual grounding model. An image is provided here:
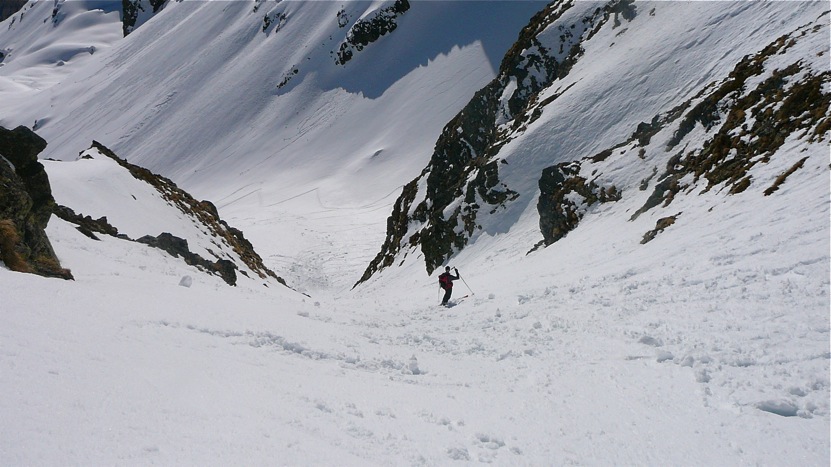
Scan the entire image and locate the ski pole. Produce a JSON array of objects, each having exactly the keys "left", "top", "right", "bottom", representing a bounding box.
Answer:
[{"left": 459, "top": 272, "right": 474, "bottom": 295}]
